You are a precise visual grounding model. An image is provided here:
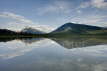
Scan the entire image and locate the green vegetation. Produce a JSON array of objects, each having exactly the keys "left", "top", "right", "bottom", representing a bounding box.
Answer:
[{"left": 0, "top": 30, "right": 107, "bottom": 38}]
